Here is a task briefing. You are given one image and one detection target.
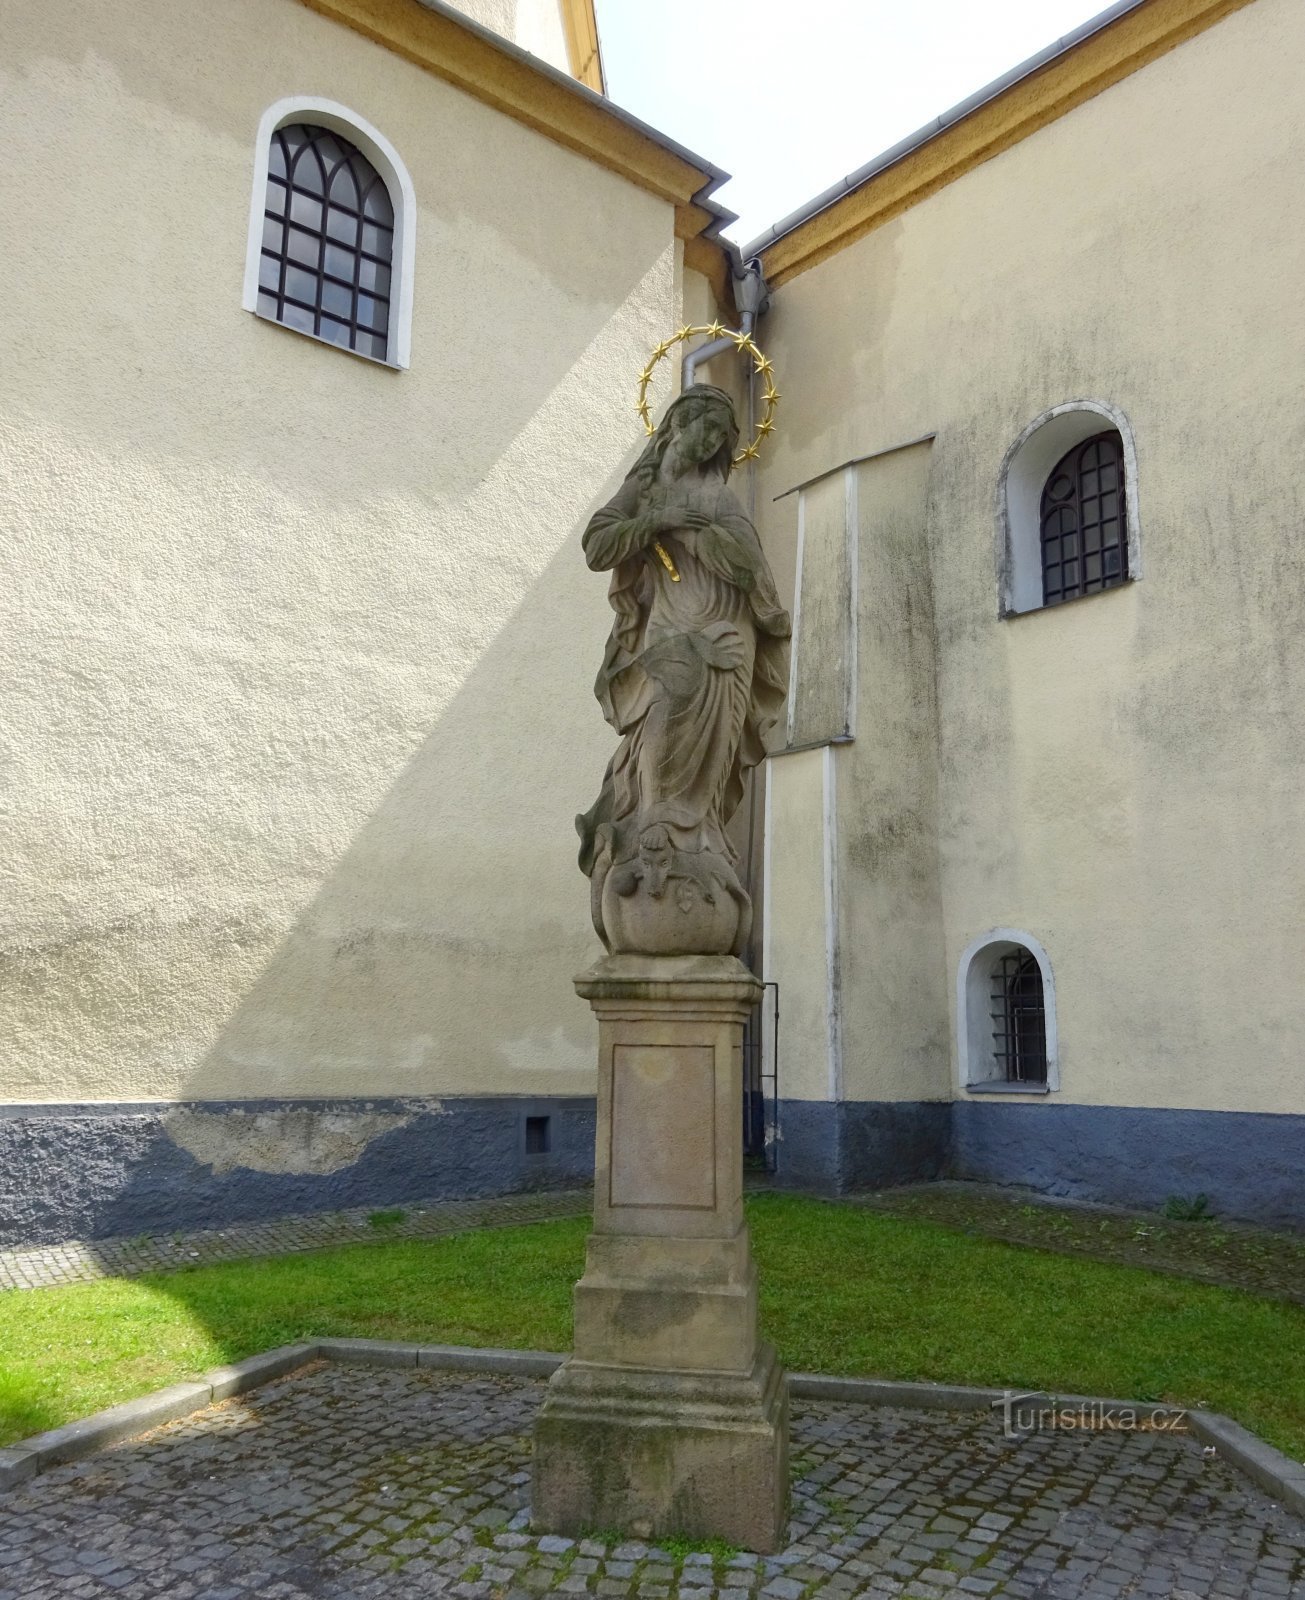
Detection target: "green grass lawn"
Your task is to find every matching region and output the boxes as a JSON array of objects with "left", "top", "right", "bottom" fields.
[{"left": 2, "top": 1193, "right": 1300, "bottom": 1459}]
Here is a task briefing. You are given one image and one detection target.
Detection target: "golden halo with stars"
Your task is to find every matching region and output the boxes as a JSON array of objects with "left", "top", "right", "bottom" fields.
[{"left": 635, "top": 324, "right": 780, "bottom": 465}]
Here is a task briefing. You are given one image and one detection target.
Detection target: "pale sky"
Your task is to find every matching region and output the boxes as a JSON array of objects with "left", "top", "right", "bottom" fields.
[{"left": 593, "top": 0, "right": 1118, "bottom": 248}]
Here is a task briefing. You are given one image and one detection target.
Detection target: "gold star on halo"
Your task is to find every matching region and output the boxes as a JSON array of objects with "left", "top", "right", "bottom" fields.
[
  {"left": 756, "top": 417, "right": 775, "bottom": 436},
  {"left": 705, "top": 319, "right": 725, "bottom": 338},
  {"left": 763, "top": 388, "right": 780, "bottom": 406},
  {"left": 755, "top": 355, "right": 774, "bottom": 377}
]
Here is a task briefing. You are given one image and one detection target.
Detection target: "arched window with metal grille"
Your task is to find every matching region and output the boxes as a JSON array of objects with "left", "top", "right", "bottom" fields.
[
  {"left": 957, "top": 930, "right": 1058, "bottom": 1093},
  {"left": 1039, "top": 431, "right": 1128, "bottom": 606},
  {"left": 988, "top": 949, "right": 1047, "bottom": 1085},
  {"left": 256, "top": 122, "right": 396, "bottom": 362}
]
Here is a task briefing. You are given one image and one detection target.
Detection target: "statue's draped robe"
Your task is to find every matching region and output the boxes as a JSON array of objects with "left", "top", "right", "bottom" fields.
[{"left": 577, "top": 474, "right": 791, "bottom": 879}]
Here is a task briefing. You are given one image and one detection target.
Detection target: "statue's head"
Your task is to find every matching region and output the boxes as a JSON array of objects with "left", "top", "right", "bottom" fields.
[{"left": 633, "top": 384, "right": 739, "bottom": 488}]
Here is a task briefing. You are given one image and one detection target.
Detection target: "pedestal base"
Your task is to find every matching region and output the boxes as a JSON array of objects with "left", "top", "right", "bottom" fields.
[
  {"left": 532, "top": 1343, "right": 788, "bottom": 1553},
  {"left": 532, "top": 954, "right": 790, "bottom": 1552}
]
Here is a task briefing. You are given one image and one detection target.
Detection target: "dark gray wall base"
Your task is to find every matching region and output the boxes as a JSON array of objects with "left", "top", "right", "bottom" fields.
[
  {"left": 773, "top": 1100, "right": 951, "bottom": 1194},
  {"left": 0, "top": 1096, "right": 596, "bottom": 1249},
  {"left": 4, "top": 1093, "right": 1300, "bottom": 1247},
  {"left": 950, "top": 1101, "right": 1305, "bottom": 1229},
  {"left": 771, "top": 1096, "right": 1303, "bottom": 1228}
]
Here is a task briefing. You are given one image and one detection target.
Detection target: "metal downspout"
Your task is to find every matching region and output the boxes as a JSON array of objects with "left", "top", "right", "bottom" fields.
[{"left": 681, "top": 257, "right": 770, "bottom": 388}]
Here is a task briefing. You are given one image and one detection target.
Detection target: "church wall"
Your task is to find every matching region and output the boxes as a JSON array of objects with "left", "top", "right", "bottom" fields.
[
  {"left": 511, "top": 0, "right": 574, "bottom": 78},
  {"left": 444, "top": 0, "right": 573, "bottom": 79},
  {"left": 764, "top": 443, "right": 954, "bottom": 1190},
  {"left": 0, "top": 0, "right": 682, "bottom": 1242},
  {"left": 755, "top": 0, "right": 1305, "bottom": 1218}
]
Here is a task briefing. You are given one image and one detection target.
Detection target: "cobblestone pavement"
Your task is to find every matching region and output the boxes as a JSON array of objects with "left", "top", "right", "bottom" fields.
[
  {"left": 0, "top": 1191, "right": 592, "bottom": 1292},
  {"left": 2, "top": 1366, "right": 1303, "bottom": 1600}
]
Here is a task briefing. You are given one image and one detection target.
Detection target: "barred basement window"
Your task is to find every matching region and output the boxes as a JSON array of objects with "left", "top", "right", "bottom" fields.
[
  {"left": 1039, "top": 431, "right": 1128, "bottom": 605},
  {"left": 957, "top": 929, "right": 1058, "bottom": 1092},
  {"left": 988, "top": 950, "right": 1047, "bottom": 1085},
  {"left": 257, "top": 123, "right": 395, "bottom": 362}
]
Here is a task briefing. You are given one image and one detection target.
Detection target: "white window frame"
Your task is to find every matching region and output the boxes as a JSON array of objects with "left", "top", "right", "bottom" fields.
[
  {"left": 242, "top": 95, "right": 417, "bottom": 370},
  {"left": 956, "top": 928, "right": 1059, "bottom": 1094},
  {"left": 996, "top": 400, "right": 1141, "bottom": 617}
]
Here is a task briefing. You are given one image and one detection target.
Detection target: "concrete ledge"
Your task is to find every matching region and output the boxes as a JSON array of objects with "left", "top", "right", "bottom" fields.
[
  {"left": 1188, "top": 1411, "right": 1305, "bottom": 1517},
  {"left": 204, "top": 1343, "right": 320, "bottom": 1401}
]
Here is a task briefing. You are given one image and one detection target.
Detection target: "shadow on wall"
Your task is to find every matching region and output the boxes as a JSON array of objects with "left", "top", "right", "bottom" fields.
[
  {"left": 4, "top": 512, "right": 626, "bottom": 1248},
  {"left": 0, "top": 431, "right": 630, "bottom": 1441},
  {"left": 1, "top": 219, "right": 696, "bottom": 1249}
]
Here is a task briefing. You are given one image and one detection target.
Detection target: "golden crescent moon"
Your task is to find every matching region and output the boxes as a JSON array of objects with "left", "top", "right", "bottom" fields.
[{"left": 635, "top": 325, "right": 780, "bottom": 466}]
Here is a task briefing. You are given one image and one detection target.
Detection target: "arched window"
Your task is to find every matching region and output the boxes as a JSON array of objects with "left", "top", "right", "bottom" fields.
[
  {"left": 242, "top": 98, "right": 416, "bottom": 369},
  {"left": 988, "top": 950, "right": 1047, "bottom": 1084},
  {"left": 956, "top": 930, "right": 1058, "bottom": 1093},
  {"left": 1040, "top": 432, "right": 1127, "bottom": 606},
  {"left": 258, "top": 124, "right": 394, "bottom": 361},
  {"left": 996, "top": 402, "right": 1140, "bottom": 616}
]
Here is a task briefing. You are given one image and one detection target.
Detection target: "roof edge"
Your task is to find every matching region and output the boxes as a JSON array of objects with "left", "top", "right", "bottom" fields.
[
  {"left": 747, "top": 0, "right": 1258, "bottom": 285},
  {"left": 293, "top": 0, "right": 736, "bottom": 272}
]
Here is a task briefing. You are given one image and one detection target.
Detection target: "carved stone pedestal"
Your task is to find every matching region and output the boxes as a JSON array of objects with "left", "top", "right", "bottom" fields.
[{"left": 532, "top": 955, "right": 788, "bottom": 1553}]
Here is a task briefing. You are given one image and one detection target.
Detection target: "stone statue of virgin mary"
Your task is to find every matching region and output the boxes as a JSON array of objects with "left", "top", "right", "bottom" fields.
[{"left": 576, "top": 384, "right": 791, "bottom": 956}]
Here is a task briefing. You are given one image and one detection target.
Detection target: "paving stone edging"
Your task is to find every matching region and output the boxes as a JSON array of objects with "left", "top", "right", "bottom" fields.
[
  {"left": 4, "top": 1338, "right": 1302, "bottom": 1521},
  {"left": 0, "top": 1342, "right": 318, "bottom": 1490}
]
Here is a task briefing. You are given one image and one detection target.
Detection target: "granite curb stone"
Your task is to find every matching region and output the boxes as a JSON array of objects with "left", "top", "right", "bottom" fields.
[
  {"left": 4, "top": 1380, "right": 213, "bottom": 1483},
  {"left": 791, "top": 1373, "right": 1188, "bottom": 1421},
  {"left": 1187, "top": 1410, "right": 1305, "bottom": 1517},
  {"left": 205, "top": 1341, "right": 320, "bottom": 1401},
  {"left": 315, "top": 1338, "right": 424, "bottom": 1368},
  {"left": 0, "top": 1447, "right": 37, "bottom": 1489},
  {"left": 417, "top": 1343, "right": 564, "bottom": 1377},
  {"left": 4, "top": 1338, "right": 1301, "bottom": 1522}
]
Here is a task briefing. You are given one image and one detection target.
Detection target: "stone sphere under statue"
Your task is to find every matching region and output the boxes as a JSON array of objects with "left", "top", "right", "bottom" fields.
[{"left": 599, "top": 826, "right": 752, "bottom": 956}]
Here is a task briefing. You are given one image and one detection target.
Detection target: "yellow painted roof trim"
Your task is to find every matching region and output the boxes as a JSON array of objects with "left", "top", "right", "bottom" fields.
[
  {"left": 759, "top": 0, "right": 1258, "bottom": 288},
  {"left": 560, "top": 0, "right": 604, "bottom": 95},
  {"left": 294, "top": 0, "right": 725, "bottom": 262}
]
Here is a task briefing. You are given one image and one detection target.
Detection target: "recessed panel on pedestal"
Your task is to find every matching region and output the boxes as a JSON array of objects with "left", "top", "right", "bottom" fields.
[{"left": 609, "top": 1044, "right": 715, "bottom": 1210}]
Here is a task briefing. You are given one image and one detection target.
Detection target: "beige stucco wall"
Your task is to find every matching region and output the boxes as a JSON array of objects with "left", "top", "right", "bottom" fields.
[
  {"left": 757, "top": 0, "right": 1305, "bottom": 1116},
  {"left": 764, "top": 748, "right": 834, "bottom": 1104},
  {"left": 512, "top": 0, "right": 573, "bottom": 76},
  {"left": 449, "top": 0, "right": 573, "bottom": 78},
  {"left": 0, "top": 0, "right": 683, "bottom": 1104}
]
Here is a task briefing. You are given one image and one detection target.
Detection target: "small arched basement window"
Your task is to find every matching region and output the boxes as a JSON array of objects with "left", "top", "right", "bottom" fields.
[
  {"left": 258, "top": 123, "right": 395, "bottom": 361},
  {"left": 242, "top": 97, "right": 416, "bottom": 369},
  {"left": 1040, "top": 432, "right": 1127, "bottom": 605},
  {"left": 957, "top": 930, "right": 1058, "bottom": 1093},
  {"left": 988, "top": 949, "right": 1047, "bottom": 1084},
  {"left": 997, "top": 402, "right": 1140, "bottom": 616}
]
